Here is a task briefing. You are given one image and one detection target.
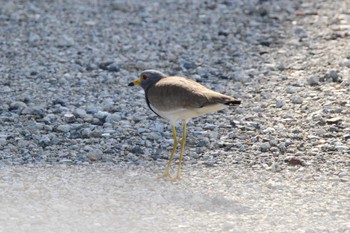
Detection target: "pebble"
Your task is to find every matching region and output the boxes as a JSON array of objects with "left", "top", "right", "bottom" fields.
[
  {"left": 291, "top": 96, "right": 303, "bottom": 104},
  {"left": 316, "top": 128, "right": 326, "bottom": 136},
  {"left": 94, "top": 111, "right": 109, "bottom": 121},
  {"left": 74, "top": 108, "right": 88, "bottom": 118},
  {"left": 285, "top": 86, "right": 297, "bottom": 94},
  {"left": 306, "top": 76, "right": 319, "bottom": 86},
  {"left": 326, "top": 117, "right": 342, "bottom": 124},
  {"left": 9, "top": 101, "right": 27, "bottom": 111},
  {"left": 275, "top": 99, "right": 285, "bottom": 108},
  {"left": 339, "top": 59, "right": 350, "bottom": 67},
  {"left": 324, "top": 70, "right": 340, "bottom": 82},
  {"left": 105, "top": 113, "right": 122, "bottom": 123},
  {"left": 260, "top": 142, "right": 271, "bottom": 152},
  {"left": 64, "top": 113, "right": 76, "bottom": 123},
  {"left": 56, "top": 125, "right": 71, "bottom": 133},
  {"left": 0, "top": 138, "right": 6, "bottom": 146}
]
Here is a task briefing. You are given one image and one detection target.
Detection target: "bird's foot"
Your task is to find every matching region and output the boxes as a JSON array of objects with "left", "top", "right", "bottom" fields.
[{"left": 158, "top": 172, "right": 180, "bottom": 180}]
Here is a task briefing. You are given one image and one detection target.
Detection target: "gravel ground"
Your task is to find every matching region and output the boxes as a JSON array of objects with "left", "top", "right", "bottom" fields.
[{"left": 0, "top": 0, "right": 350, "bottom": 232}]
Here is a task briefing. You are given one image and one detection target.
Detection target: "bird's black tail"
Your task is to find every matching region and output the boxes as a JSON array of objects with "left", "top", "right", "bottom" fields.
[{"left": 224, "top": 100, "right": 241, "bottom": 106}]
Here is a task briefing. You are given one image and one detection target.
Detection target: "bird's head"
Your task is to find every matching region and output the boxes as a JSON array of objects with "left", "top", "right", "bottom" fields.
[{"left": 128, "top": 70, "right": 166, "bottom": 90}]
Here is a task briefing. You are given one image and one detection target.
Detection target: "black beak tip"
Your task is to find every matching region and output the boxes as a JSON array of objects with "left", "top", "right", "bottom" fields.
[{"left": 128, "top": 82, "right": 134, "bottom": 86}]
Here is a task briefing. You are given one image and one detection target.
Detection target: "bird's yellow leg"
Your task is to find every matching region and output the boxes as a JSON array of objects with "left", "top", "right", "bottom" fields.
[
  {"left": 176, "top": 121, "right": 187, "bottom": 179},
  {"left": 163, "top": 124, "right": 178, "bottom": 177}
]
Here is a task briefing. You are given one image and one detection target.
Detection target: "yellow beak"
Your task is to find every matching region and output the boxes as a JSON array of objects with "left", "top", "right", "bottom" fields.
[{"left": 128, "top": 78, "right": 141, "bottom": 86}]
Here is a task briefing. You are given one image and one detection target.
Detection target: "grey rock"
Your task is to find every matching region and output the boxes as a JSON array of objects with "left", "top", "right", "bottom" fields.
[
  {"left": 94, "top": 111, "right": 109, "bottom": 121},
  {"left": 306, "top": 76, "right": 319, "bottom": 86},
  {"left": 324, "top": 70, "right": 341, "bottom": 83},
  {"left": 1, "top": 86, "right": 12, "bottom": 93},
  {"left": 43, "top": 114, "right": 57, "bottom": 124},
  {"left": 285, "top": 86, "right": 297, "bottom": 94},
  {"left": 326, "top": 117, "right": 342, "bottom": 124},
  {"left": 339, "top": 59, "right": 350, "bottom": 67},
  {"left": 198, "top": 138, "right": 210, "bottom": 147},
  {"left": 28, "top": 32, "right": 41, "bottom": 43},
  {"left": 81, "top": 128, "right": 92, "bottom": 138},
  {"left": 291, "top": 96, "right": 303, "bottom": 104},
  {"left": 74, "top": 108, "right": 87, "bottom": 118},
  {"left": 57, "top": 35, "right": 74, "bottom": 47},
  {"left": 57, "top": 124, "right": 71, "bottom": 133},
  {"left": 260, "top": 142, "right": 271, "bottom": 152},
  {"left": 131, "top": 146, "right": 143, "bottom": 154},
  {"left": 53, "top": 98, "right": 66, "bottom": 106},
  {"left": 64, "top": 113, "right": 76, "bottom": 123},
  {"left": 105, "top": 113, "right": 122, "bottom": 123},
  {"left": 316, "top": 128, "right": 326, "bottom": 136},
  {"left": 279, "top": 142, "right": 287, "bottom": 153},
  {"left": 38, "top": 135, "right": 51, "bottom": 147},
  {"left": 9, "top": 101, "right": 27, "bottom": 111},
  {"left": 275, "top": 99, "right": 285, "bottom": 108},
  {"left": 89, "top": 130, "right": 102, "bottom": 138},
  {"left": 0, "top": 138, "right": 7, "bottom": 146}
]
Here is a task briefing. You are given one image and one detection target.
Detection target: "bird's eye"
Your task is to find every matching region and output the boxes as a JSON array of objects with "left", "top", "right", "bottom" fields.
[{"left": 141, "top": 75, "right": 148, "bottom": 81}]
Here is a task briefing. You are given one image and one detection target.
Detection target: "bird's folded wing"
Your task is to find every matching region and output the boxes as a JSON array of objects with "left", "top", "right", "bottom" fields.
[{"left": 146, "top": 77, "right": 234, "bottom": 111}]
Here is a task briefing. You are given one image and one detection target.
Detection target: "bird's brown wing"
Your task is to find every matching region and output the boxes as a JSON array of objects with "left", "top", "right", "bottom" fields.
[{"left": 146, "top": 77, "right": 236, "bottom": 111}]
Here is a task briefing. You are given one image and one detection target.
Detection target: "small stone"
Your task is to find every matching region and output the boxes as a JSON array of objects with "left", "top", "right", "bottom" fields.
[
  {"left": 64, "top": 113, "right": 76, "bottom": 123},
  {"left": 270, "top": 162, "right": 281, "bottom": 172},
  {"left": 291, "top": 96, "right": 303, "bottom": 104},
  {"left": 9, "top": 101, "right": 27, "bottom": 111},
  {"left": 203, "top": 124, "right": 216, "bottom": 130},
  {"left": 43, "top": 114, "right": 57, "bottom": 124},
  {"left": 105, "top": 113, "right": 122, "bottom": 123},
  {"left": 81, "top": 128, "right": 92, "bottom": 138},
  {"left": 316, "top": 128, "right": 326, "bottom": 136},
  {"left": 94, "top": 111, "right": 109, "bottom": 121},
  {"left": 335, "top": 145, "right": 349, "bottom": 152},
  {"left": 107, "top": 64, "right": 120, "bottom": 72},
  {"left": 87, "top": 154, "right": 97, "bottom": 161},
  {"left": 131, "top": 146, "right": 143, "bottom": 154},
  {"left": 306, "top": 76, "right": 320, "bottom": 86},
  {"left": 339, "top": 59, "right": 350, "bottom": 67},
  {"left": 99, "top": 61, "right": 114, "bottom": 70},
  {"left": 0, "top": 138, "right": 6, "bottom": 146},
  {"left": 38, "top": 135, "right": 51, "bottom": 147},
  {"left": 324, "top": 70, "right": 341, "bottom": 83},
  {"left": 260, "top": 142, "right": 271, "bottom": 152},
  {"left": 294, "top": 28, "right": 307, "bottom": 38},
  {"left": 338, "top": 171, "right": 348, "bottom": 177},
  {"left": 180, "top": 60, "right": 196, "bottom": 70},
  {"left": 279, "top": 142, "right": 287, "bottom": 153},
  {"left": 198, "top": 138, "right": 210, "bottom": 147},
  {"left": 89, "top": 130, "right": 102, "bottom": 138},
  {"left": 53, "top": 98, "right": 66, "bottom": 106},
  {"left": 57, "top": 124, "right": 71, "bottom": 133},
  {"left": 57, "top": 35, "right": 74, "bottom": 47},
  {"left": 285, "top": 86, "right": 297, "bottom": 94},
  {"left": 287, "top": 157, "right": 304, "bottom": 166},
  {"left": 86, "top": 63, "right": 98, "bottom": 71},
  {"left": 326, "top": 117, "right": 342, "bottom": 124},
  {"left": 86, "top": 107, "right": 99, "bottom": 114},
  {"left": 275, "top": 99, "right": 285, "bottom": 108},
  {"left": 276, "top": 63, "right": 285, "bottom": 71},
  {"left": 1, "top": 86, "right": 11, "bottom": 93},
  {"left": 74, "top": 108, "right": 87, "bottom": 118},
  {"left": 28, "top": 32, "right": 41, "bottom": 43}
]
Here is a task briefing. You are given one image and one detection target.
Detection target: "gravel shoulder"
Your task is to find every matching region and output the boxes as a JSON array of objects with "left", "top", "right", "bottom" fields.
[{"left": 0, "top": 0, "right": 350, "bottom": 232}]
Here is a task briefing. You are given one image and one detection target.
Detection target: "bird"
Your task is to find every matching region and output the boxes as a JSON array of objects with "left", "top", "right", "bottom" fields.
[{"left": 128, "top": 70, "right": 241, "bottom": 179}]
